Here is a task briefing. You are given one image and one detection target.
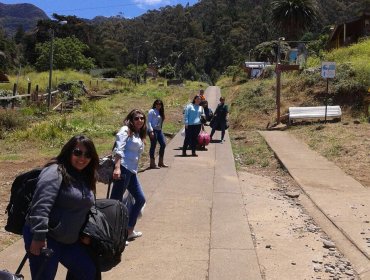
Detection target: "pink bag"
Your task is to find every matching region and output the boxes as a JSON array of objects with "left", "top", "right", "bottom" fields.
[{"left": 197, "top": 131, "right": 210, "bottom": 146}]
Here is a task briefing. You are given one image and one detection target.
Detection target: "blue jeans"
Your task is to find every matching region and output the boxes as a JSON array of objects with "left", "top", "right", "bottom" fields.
[
  {"left": 149, "top": 129, "right": 166, "bottom": 159},
  {"left": 110, "top": 165, "right": 146, "bottom": 229},
  {"left": 23, "top": 225, "right": 96, "bottom": 280}
]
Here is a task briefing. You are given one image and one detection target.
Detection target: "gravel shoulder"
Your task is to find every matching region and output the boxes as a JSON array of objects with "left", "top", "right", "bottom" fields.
[{"left": 239, "top": 168, "right": 357, "bottom": 279}]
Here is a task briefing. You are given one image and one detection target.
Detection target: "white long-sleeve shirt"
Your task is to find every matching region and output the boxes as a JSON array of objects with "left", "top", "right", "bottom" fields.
[
  {"left": 113, "top": 126, "right": 144, "bottom": 174},
  {"left": 147, "top": 108, "right": 163, "bottom": 132}
]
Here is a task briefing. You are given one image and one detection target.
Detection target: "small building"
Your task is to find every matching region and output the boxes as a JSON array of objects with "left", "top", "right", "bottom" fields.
[
  {"left": 243, "top": 62, "right": 270, "bottom": 78},
  {"left": 145, "top": 66, "right": 158, "bottom": 78},
  {"left": 0, "top": 72, "right": 10, "bottom": 83},
  {"left": 327, "top": 12, "right": 370, "bottom": 49}
]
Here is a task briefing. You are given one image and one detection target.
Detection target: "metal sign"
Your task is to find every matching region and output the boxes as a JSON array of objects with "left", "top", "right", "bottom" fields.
[{"left": 321, "top": 62, "right": 336, "bottom": 78}]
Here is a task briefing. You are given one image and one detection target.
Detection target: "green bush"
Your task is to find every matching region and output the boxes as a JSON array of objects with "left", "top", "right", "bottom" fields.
[{"left": 0, "top": 110, "right": 26, "bottom": 131}]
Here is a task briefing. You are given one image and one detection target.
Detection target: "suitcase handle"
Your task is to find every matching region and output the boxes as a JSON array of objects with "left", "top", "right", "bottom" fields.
[{"left": 15, "top": 248, "right": 54, "bottom": 277}]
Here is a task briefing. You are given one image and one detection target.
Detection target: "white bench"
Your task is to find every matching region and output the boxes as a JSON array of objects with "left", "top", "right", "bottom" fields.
[{"left": 289, "top": 106, "right": 342, "bottom": 124}]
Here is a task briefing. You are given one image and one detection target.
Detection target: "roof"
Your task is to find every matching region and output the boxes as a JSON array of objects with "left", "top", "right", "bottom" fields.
[
  {"left": 328, "top": 12, "right": 370, "bottom": 42},
  {"left": 0, "top": 72, "right": 10, "bottom": 83}
]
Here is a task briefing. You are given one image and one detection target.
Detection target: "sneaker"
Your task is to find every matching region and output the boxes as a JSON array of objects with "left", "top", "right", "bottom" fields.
[
  {"left": 128, "top": 231, "right": 142, "bottom": 240},
  {"left": 191, "top": 153, "right": 198, "bottom": 157},
  {"left": 125, "top": 241, "right": 129, "bottom": 246}
]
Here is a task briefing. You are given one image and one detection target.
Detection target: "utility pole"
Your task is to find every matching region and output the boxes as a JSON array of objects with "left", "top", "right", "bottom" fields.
[
  {"left": 47, "top": 20, "right": 67, "bottom": 110},
  {"left": 134, "top": 40, "right": 150, "bottom": 86},
  {"left": 275, "top": 37, "right": 285, "bottom": 124},
  {"left": 47, "top": 29, "right": 54, "bottom": 110}
]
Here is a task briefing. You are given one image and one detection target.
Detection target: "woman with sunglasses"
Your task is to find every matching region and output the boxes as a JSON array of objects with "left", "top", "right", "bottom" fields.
[
  {"left": 147, "top": 99, "right": 168, "bottom": 168},
  {"left": 111, "top": 109, "right": 147, "bottom": 241},
  {"left": 182, "top": 95, "right": 204, "bottom": 157},
  {"left": 23, "top": 135, "right": 100, "bottom": 280}
]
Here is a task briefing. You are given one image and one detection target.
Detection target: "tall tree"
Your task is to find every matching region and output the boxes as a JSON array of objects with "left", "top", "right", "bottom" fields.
[{"left": 271, "top": 0, "right": 318, "bottom": 40}]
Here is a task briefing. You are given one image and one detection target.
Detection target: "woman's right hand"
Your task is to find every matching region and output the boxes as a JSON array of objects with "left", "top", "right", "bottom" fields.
[
  {"left": 113, "top": 166, "right": 121, "bottom": 180},
  {"left": 29, "top": 240, "right": 46, "bottom": 256},
  {"left": 149, "top": 131, "right": 154, "bottom": 140}
]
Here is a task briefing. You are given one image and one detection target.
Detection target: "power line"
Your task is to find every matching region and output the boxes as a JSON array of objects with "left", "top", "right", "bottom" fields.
[{"left": 49, "top": 3, "right": 138, "bottom": 15}]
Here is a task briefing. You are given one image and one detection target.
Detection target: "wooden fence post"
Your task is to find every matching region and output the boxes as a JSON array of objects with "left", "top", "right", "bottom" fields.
[
  {"left": 12, "top": 83, "right": 17, "bottom": 109},
  {"left": 27, "top": 82, "right": 31, "bottom": 101},
  {"left": 35, "top": 85, "right": 39, "bottom": 104}
]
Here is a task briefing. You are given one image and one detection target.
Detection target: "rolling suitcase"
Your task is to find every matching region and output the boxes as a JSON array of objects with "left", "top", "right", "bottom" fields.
[{"left": 0, "top": 248, "right": 53, "bottom": 280}]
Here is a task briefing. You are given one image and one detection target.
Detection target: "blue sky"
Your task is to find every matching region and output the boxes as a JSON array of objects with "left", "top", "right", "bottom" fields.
[{"left": 1, "top": 0, "right": 198, "bottom": 19}]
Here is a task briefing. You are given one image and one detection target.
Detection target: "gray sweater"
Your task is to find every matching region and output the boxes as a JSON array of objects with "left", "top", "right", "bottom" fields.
[{"left": 27, "top": 164, "right": 94, "bottom": 244}]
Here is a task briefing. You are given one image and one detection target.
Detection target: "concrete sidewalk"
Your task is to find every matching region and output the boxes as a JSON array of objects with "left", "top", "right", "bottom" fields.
[
  {"left": 0, "top": 86, "right": 262, "bottom": 279},
  {"left": 260, "top": 131, "right": 370, "bottom": 279}
]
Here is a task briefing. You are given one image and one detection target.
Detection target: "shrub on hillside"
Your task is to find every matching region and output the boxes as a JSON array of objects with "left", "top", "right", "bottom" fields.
[
  {"left": 0, "top": 110, "right": 26, "bottom": 132},
  {"left": 331, "top": 63, "right": 367, "bottom": 108}
]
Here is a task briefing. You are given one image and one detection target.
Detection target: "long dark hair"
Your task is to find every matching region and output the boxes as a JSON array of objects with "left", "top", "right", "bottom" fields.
[
  {"left": 192, "top": 95, "right": 200, "bottom": 104},
  {"left": 45, "top": 135, "right": 99, "bottom": 193},
  {"left": 124, "top": 109, "right": 147, "bottom": 140},
  {"left": 152, "top": 99, "right": 165, "bottom": 121}
]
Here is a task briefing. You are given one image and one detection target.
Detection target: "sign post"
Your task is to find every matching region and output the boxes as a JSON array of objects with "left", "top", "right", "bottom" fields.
[
  {"left": 321, "top": 62, "right": 336, "bottom": 122},
  {"left": 275, "top": 64, "right": 300, "bottom": 124}
]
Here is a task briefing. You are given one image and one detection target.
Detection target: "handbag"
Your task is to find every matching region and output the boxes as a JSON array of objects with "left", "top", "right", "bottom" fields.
[
  {"left": 97, "top": 155, "right": 115, "bottom": 184},
  {"left": 197, "top": 130, "right": 210, "bottom": 146}
]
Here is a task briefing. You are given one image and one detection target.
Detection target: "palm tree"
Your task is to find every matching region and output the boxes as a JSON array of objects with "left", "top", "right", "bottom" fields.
[{"left": 271, "top": 0, "right": 318, "bottom": 40}]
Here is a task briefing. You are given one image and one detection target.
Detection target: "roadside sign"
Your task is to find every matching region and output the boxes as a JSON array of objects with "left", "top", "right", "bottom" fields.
[{"left": 321, "top": 62, "right": 336, "bottom": 78}]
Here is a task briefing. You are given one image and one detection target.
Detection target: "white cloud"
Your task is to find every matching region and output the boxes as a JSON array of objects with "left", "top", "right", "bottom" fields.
[{"left": 133, "top": 0, "right": 170, "bottom": 8}]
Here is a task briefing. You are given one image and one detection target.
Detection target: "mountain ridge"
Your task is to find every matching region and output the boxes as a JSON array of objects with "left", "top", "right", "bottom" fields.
[{"left": 0, "top": 2, "right": 49, "bottom": 35}]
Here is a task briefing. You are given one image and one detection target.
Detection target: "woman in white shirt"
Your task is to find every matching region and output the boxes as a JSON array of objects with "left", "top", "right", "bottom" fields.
[
  {"left": 111, "top": 109, "right": 147, "bottom": 240},
  {"left": 147, "top": 99, "right": 168, "bottom": 168}
]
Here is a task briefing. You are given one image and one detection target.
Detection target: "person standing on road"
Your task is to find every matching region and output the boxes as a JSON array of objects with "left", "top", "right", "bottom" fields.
[
  {"left": 147, "top": 99, "right": 168, "bottom": 169},
  {"left": 23, "top": 135, "right": 100, "bottom": 280},
  {"left": 199, "top": 89, "right": 206, "bottom": 101},
  {"left": 111, "top": 109, "right": 147, "bottom": 240},
  {"left": 210, "top": 97, "right": 229, "bottom": 142},
  {"left": 182, "top": 95, "right": 204, "bottom": 157},
  {"left": 200, "top": 100, "right": 213, "bottom": 123}
]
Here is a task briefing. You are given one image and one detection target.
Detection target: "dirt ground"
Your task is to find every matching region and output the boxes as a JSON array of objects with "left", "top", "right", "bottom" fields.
[{"left": 238, "top": 169, "right": 357, "bottom": 279}]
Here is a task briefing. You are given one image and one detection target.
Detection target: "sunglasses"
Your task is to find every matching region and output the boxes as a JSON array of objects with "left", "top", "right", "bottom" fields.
[
  {"left": 134, "top": 116, "right": 145, "bottom": 121},
  {"left": 72, "top": 148, "right": 92, "bottom": 159}
]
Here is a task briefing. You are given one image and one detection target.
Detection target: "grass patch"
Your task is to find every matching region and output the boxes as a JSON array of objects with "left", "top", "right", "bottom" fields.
[
  {"left": 232, "top": 130, "right": 273, "bottom": 169},
  {"left": 0, "top": 74, "right": 207, "bottom": 164}
]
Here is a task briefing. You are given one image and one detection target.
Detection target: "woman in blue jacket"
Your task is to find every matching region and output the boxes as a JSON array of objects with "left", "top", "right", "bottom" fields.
[{"left": 182, "top": 95, "right": 204, "bottom": 157}]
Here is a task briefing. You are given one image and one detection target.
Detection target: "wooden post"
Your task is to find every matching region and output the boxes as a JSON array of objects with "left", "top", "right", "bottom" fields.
[
  {"left": 12, "top": 83, "right": 17, "bottom": 109},
  {"left": 27, "top": 82, "right": 31, "bottom": 101},
  {"left": 35, "top": 85, "right": 39, "bottom": 103},
  {"left": 325, "top": 78, "right": 329, "bottom": 122},
  {"left": 276, "top": 67, "right": 281, "bottom": 124}
]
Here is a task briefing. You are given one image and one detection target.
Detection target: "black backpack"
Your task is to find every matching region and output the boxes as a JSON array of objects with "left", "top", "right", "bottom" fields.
[
  {"left": 5, "top": 168, "right": 43, "bottom": 235},
  {"left": 82, "top": 198, "right": 129, "bottom": 271}
]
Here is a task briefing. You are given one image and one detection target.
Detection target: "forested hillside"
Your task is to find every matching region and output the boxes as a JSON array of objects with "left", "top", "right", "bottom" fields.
[
  {"left": 0, "top": 0, "right": 369, "bottom": 82},
  {"left": 0, "top": 2, "right": 48, "bottom": 35}
]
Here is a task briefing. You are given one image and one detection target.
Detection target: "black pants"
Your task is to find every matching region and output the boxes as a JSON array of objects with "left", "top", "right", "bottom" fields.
[{"left": 182, "top": 124, "right": 202, "bottom": 154}]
